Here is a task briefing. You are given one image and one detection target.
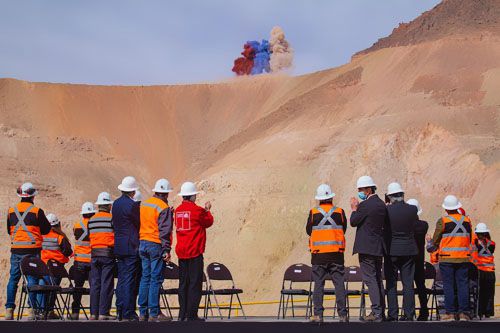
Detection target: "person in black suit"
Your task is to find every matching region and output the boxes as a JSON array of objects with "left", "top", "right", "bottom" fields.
[
  {"left": 350, "top": 175, "right": 388, "bottom": 322},
  {"left": 407, "top": 198, "right": 429, "bottom": 321},
  {"left": 384, "top": 183, "right": 419, "bottom": 321}
]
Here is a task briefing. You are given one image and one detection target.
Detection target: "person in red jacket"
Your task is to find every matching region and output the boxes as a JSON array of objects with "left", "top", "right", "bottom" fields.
[{"left": 175, "top": 182, "right": 213, "bottom": 321}]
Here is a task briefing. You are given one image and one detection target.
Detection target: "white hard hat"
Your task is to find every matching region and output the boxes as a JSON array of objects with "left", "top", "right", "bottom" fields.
[
  {"left": 95, "top": 192, "right": 113, "bottom": 205},
  {"left": 117, "top": 176, "right": 139, "bottom": 192},
  {"left": 406, "top": 198, "right": 422, "bottom": 215},
  {"left": 80, "top": 201, "right": 96, "bottom": 215},
  {"left": 152, "top": 178, "right": 173, "bottom": 193},
  {"left": 315, "top": 184, "right": 335, "bottom": 201},
  {"left": 46, "top": 213, "right": 60, "bottom": 226},
  {"left": 387, "top": 182, "right": 404, "bottom": 195},
  {"left": 178, "top": 181, "right": 198, "bottom": 197},
  {"left": 475, "top": 223, "right": 490, "bottom": 234},
  {"left": 475, "top": 223, "right": 490, "bottom": 233},
  {"left": 133, "top": 190, "right": 143, "bottom": 202},
  {"left": 442, "top": 195, "right": 462, "bottom": 210},
  {"left": 357, "top": 175, "right": 376, "bottom": 189},
  {"left": 17, "top": 182, "right": 38, "bottom": 198}
]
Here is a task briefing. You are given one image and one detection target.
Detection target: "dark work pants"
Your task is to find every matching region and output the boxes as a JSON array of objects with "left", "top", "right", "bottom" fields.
[
  {"left": 90, "top": 256, "right": 115, "bottom": 316},
  {"left": 71, "top": 262, "right": 91, "bottom": 314},
  {"left": 359, "top": 254, "right": 385, "bottom": 316},
  {"left": 439, "top": 262, "right": 469, "bottom": 314},
  {"left": 178, "top": 255, "right": 204, "bottom": 320},
  {"left": 478, "top": 270, "right": 495, "bottom": 317},
  {"left": 413, "top": 256, "right": 429, "bottom": 316},
  {"left": 312, "top": 263, "right": 347, "bottom": 317},
  {"left": 385, "top": 255, "right": 416, "bottom": 319},
  {"left": 116, "top": 255, "right": 139, "bottom": 319}
]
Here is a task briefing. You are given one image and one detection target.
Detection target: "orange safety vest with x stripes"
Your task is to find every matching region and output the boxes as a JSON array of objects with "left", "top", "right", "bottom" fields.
[
  {"left": 8, "top": 202, "right": 43, "bottom": 250},
  {"left": 41, "top": 229, "right": 69, "bottom": 264},
  {"left": 309, "top": 205, "right": 345, "bottom": 254},
  {"left": 73, "top": 218, "right": 91, "bottom": 263},
  {"left": 472, "top": 239, "right": 495, "bottom": 272},
  {"left": 439, "top": 214, "right": 472, "bottom": 259}
]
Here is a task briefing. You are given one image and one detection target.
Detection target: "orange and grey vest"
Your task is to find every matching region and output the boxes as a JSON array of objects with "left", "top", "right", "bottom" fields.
[
  {"left": 74, "top": 218, "right": 91, "bottom": 263},
  {"left": 473, "top": 239, "right": 495, "bottom": 272},
  {"left": 41, "top": 230, "right": 69, "bottom": 264},
  {"left": 140, "top": 197, "right": 169, "bottom": 244},
  {"left": 309, "top": 205, "right": 345, "bottom": 254},
  {"left": 8, "top": 202, "right": 43, "bottom": 249},
  {"left": 438, "top": 214, "right": 472, "bottom": 259},
  {"left": 88, "top": 211, "right": 114, "bottom": 250}
]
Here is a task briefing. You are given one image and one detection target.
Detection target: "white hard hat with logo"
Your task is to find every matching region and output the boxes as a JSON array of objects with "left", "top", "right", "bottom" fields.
[
  {"left": 357, "top": 176, "right": 376, "bottom": 189},
  {"left": 117, "top": 176, "right": 139, "bottom": 192},
  {"left": 152, "top": 178, "right": 173, "bottom": 193},
  {"left": 406, "top": 198, "right": 422, "bottom": 215},
  {"left": 17, "top": 182, "right": 38, "bottom": 198},
  {"left": 95, "top": 192, "right": 113, "bottom": 205},
  {"left": 80, "top": 201, "right": 96, "bottom": 215},
  {"left": 315, "top": 184, "right": 335, "bottom": 200},
  {"left": 46, "top": 213, "right": 60, "bottom": 226},
  {"left": 133, "top": 190, "right": 143, "bottom": 202},
  {"left": 442, "top": 195, "right": 462, "bottom": 210},
  {"left": 475, "top": 223, "right": 490, "bottom": 233},
  {"left": 178, "top": 182, "right": 198, "bottom": 196},
  {"left": 387, "top": 182, "right": 404, "bottom": 195}
]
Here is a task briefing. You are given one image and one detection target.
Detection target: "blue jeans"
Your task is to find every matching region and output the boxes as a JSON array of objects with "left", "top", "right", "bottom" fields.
[
  {"left": 5, "top": 253, "right": 40, "bottom": 309},
  {"left": 440, "top": 262, "right": 470, "bottom": 314},
  {"left": 138, "top": 241, "right": 165, "bottom": 317}
]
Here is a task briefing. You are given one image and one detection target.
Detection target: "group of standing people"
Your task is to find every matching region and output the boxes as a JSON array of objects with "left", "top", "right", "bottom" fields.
[
  {"left": 307, "top": 175, "right": 496, "bottom": 323},
  {"left": 5, "top": 177, "right": 213, "bottom": 321}
]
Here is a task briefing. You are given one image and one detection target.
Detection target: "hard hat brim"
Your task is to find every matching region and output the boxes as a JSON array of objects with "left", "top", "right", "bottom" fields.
[
  {"left": 17, "top": 190, "right": 38, "bottom": 198},
  {"left": 152, "top": 188, "right": 173, "bottom": 193},
  {"left": 178, "top": 191, "right": 198, "bottom": 197},
  {"left": 315, "top": 193, "right": 335, "bottom": 200},
  {"left": 117, "top": 184, "right": 139, "bottom": 192},
  {"left": 387, "top": 190, "right": 404, "bottom": 195},
  {"left": 80, "top": 209, "right": 97, "bottom": 215},
  {"left": 95, "top": 200, "right": 114, "bottom": 205},
  {"left": 442, "top": 202, "right": 462, "bottom": 210}
]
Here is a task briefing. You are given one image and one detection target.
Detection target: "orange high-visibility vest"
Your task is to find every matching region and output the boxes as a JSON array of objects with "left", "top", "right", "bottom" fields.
[
  {"left": 8, "top": 202, "right": 43, "bottom": 250},
  {"left": 140, "top": 197, "right": 169, "bottom": 244},
  {"left": 473, "top": 239, "right": 495, "bottom": 272},
  {"left": 439, "top": 214, "right": 472, "bottom": 259},
  {"left": 88, "top": 211, "right": 114, "bottom": 249},
  {"left": 41, "top": 230, "right": 69, "bottom": 264},
  {"left": 74, "top": 218, "right": 91, "bottom": 263},
  {"left": 430, "top": 251, "right": 439, "bottom": 264},
  {"left": 309, "top": 205, "right": 345, "bottom": 254}
]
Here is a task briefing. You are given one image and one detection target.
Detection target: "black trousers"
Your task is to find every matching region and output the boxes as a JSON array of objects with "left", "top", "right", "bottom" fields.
[
  {"left": 385, "top": 255, "right": 415, "bottom": 319},
  {"left": 478, "top": 270, "right": 495, "bottom": 317},
  {"left": 90, "top": 256, "right": 115, "bottom": 316},
  {"left": 413, "top": 256, "right": 429, "bottom": 316},
  {"left": 71, "top": 262, "right": 91, "bottom": 314},
  {"left": 178, "top": 255, "right": 204, "bottom": 320},
  {"left": 312, "top": 263, "right": 347, "bottom": 316},
  {"left": 359, "top": 254, "right": 385, "bottom": 316}
]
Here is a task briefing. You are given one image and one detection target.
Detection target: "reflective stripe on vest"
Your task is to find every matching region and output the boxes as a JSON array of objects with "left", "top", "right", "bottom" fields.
[
  {"left": 442, "top": 215, "right": 469, "bottom": 239},
  {"left": 478, "top": 241, "right": 493, "bottom": 257},
  {"left": 439, "top": 215, "right": 471, "bottom": 259},
  {"left": 476, "top": 240, "right": 495, "bottom": 271},
  {"left": 310, "top": 206, "right": 345, "bottom": 253},
  {"left": 11, "top": 205, "right": 36, "bottom": 245},
  {"left": 141, "top": 201, "right": 164, "bottom": 214},
  {"left": 76, "top": 219, "right": 90, "bottom": 246},
  {"left": 89, "top": 217, "right": 113, "bottom": 234},
  {"left": 42, "top": 237, "right": 61, "bottom": 251},
  {"left": 75, "top": 253, "right": 91, "bottom": 259}
]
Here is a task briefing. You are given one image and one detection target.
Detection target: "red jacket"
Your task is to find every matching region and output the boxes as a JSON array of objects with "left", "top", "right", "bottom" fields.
[{"left": 175, "top": 200, "right": 214, "bottom": 259}]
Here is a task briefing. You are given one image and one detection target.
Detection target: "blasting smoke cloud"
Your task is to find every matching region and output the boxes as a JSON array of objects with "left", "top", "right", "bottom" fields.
[
  {"left": 269, "top": 26, "right": 293, "bottom": 72},
  {"left": 231, "top": 26, "right": 293, "bottom": 76}
]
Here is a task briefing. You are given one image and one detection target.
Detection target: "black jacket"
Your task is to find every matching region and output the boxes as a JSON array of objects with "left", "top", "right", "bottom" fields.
[
  {"left": 112, "top": 194, "right": 140, "bottom": 256},
  {"left": 414, "top": 219, "right": 429, "bottom": 262},
  {"left": 350, "top": 194, "right": 388, "bottom": 256},
  {"left": 385, "top": 201, "right": 419, "bottom": 256}
]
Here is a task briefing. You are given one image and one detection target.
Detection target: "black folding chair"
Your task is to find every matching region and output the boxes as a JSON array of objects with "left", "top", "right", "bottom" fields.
[
  {"left": 17, "top": 256, "right": 62, "bottom": 320},
  {"left": 202, "top": 273, "right": 215, "bottom": 319},
  {"left": 428, "top": 263, "right": 444, "bottom": 321},
  {"left": 160, "top": 262, "right": 180, "bottom": 318},
  {"left": 68, "top": 265, "right": 90, "bottom": 320},
  {"left": 344, "top": 266, "right": 366, "bottom": 320},
  {"left": 468, "top": 263, "right": 479, "bottom": 319},
  {"left": 206, "top": 262, "right": 246, "bottom": 319},
  {"left": 277, "top": 263, "right": 312, "bottom": 319}
]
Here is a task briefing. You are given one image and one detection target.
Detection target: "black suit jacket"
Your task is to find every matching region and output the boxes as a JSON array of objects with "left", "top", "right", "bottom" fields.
[
  {"left": 350, "top": 194, "right": 388, "bottom": 256},
  {"left": 385, "top": 201, "right": 419, "bottom": 256}
]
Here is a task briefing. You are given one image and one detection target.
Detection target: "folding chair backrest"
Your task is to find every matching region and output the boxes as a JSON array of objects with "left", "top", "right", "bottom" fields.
[
  {"left": 164, "top": 262, "right": 179, "bottom": 280},
  {"left": 47, "top": 259, "right": 70, "bottom": 280},
  {"left": 20, "top": 256, "right": 51, "bottom": 279},
  {"left": 283, "top": 264, "right": 311, "bottom": 283},
  {"left": 424, "top": 261, "right": 436, "bottom": 280},
  {"left": 207, "top": 262, "right": 233, "bottom": 281},
  {"left": 68, "top": 265, "right": 88, "bottom": 283},
  {"left": 345, "top": 266, "right": 363, "bottom": 282}
]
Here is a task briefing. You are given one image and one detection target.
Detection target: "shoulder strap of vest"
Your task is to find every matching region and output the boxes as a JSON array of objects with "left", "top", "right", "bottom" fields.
[
  {"left": 77, "top": 219, "right": 89, "bottom": 242},
  {"left": 316, "top": 206, "right": 337, "bottom": 226}
]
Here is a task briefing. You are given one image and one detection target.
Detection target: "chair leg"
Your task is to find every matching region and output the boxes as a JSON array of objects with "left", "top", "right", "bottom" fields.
[
  {"left": 284, "top": 294, "right": 290, "bottom": 318},
  {"left": 17, "top": 289, "right": 26, "bottom": 320},
  {"left": 236, "top": 294, "right": 246, "bottom": 319},
  {"left": 211, "top": 292, "right": 223, "bottom": 320},
  {"left": 291, "top": 295, "right": 295, "bottom": 318},
  {"left": 228, "top": 294, "right": 233, "bottom": 319}
]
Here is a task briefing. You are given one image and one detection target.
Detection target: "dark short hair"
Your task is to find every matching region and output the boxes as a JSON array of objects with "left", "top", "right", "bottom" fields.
[
  {"left": 182, "top": 195, "right": 192, "bottom": 201},
  {"left": 370, "top": 186, "right": 377, "bottom": 193},
  {"left": 319, "top": 199, "right": 333, "bottom": 205}
]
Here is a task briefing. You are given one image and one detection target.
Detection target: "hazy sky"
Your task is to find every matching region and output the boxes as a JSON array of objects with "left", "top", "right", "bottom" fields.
[{"left": 0, "top": 0, "right": 440, "bottom": 85}]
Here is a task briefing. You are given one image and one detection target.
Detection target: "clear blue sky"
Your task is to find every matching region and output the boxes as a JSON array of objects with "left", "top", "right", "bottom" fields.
[{"left": 0, "top": 0, "right": 440, "bottom": 85}]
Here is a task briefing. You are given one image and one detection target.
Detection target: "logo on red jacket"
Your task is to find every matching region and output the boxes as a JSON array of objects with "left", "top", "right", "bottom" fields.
[{"left": 176, "top": 211, "right": 191, "bottom": 231}]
